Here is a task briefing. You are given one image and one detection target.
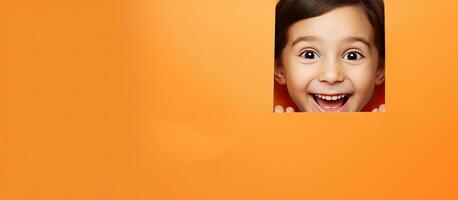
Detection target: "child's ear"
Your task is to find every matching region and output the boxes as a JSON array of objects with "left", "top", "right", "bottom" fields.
[
  {"left": 274, "top": 60, "right": 287, "bottom": 85},
  {"left": 375, "top": 67, "right": 385, "bottom": 85}
]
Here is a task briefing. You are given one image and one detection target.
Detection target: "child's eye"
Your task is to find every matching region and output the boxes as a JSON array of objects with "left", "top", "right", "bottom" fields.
[
  {"left": 343, "top": 51, "right": 364, "bottom": 61},
  {"left": 299, "top": 50, "right": 320, "bottom": 60}
]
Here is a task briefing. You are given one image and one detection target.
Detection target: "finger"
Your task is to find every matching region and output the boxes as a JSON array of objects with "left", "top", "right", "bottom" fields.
[
  {"left": 372, "top": 108, "right": 379, "bottom": 112},
  {"left": 378, "top": 104, "right": 385, "bottom": 112},
  {"left": 274, "top": 105, "right": 285, "bottom": 113},
  {"left": 285, "top": 107, "right": 295, "bottom": 113}
]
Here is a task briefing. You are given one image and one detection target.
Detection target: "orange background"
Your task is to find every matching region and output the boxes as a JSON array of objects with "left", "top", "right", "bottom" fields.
[{"left": 2, "top": 0, "right": 458, "bottom": 199}]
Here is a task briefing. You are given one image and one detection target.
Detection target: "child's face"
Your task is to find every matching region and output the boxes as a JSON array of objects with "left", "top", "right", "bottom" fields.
[{"left": 275, "top": 5, "right": 384, "bottom": 112}]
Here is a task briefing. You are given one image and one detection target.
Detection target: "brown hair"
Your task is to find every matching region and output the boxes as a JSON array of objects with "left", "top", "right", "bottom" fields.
[{"left": 275, "top": 0, "right": 385, "bottom": 67}]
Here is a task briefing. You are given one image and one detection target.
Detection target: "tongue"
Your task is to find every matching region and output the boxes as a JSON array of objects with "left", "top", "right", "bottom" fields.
[{"left": 316, "top": 98, "right": 345, "bottom": 108}]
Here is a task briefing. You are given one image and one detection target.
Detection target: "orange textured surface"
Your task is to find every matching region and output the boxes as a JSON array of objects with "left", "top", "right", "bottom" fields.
[{"left": 2, "top": 0, "right": 458, "bottom": 199}]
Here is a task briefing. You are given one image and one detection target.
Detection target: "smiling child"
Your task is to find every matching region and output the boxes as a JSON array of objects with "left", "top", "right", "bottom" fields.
[{"left": 274, "top": 0, "right": 385, "bottom": 112}]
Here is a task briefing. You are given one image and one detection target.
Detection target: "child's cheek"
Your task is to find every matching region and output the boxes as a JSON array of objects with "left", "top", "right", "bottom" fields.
[
  {"left": 284, "top": 62, "right": 317, "bottom": 110},
  {"left": 345, "top": 66, "right": 377, "bottom": 110}
]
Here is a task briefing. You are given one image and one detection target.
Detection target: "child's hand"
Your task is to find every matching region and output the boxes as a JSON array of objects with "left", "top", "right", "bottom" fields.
[
  {"left": 274, "top": 105, "right": 295, "bottom": 113},
  {"left": 274, "top": 104, "right": 386, "bottom": 112},
  {"left": 372, "top": 104, "right": 385, "bottom": 112}
]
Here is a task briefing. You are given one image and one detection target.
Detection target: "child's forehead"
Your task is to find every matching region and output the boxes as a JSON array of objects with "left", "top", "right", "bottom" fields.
[{"left": 287, "top": 5, "right": 375, "bottom": 44}]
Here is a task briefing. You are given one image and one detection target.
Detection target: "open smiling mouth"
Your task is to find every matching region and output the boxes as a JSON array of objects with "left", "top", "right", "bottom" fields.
[{"left": 311, "top": 93, "right": 352, "bottom": 112}]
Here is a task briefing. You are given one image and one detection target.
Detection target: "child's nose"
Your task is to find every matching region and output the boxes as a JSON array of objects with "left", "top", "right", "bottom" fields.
[{"left": 318, "top": 59, "right": 344, "bottom": 84}]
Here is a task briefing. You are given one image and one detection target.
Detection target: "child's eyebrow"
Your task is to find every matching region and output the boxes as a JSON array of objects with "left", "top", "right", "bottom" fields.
[
  {"left": 291, "top": 35, "right": 320, "bottom": 47},
  {"left": 343, "top": 37, "right": 371, "bottom": 48}
]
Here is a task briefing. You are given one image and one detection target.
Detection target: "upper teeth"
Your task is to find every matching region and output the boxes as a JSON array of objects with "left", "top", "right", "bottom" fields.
[{"left": 314, "top": 94, "right": 347, "bottom": 101}]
